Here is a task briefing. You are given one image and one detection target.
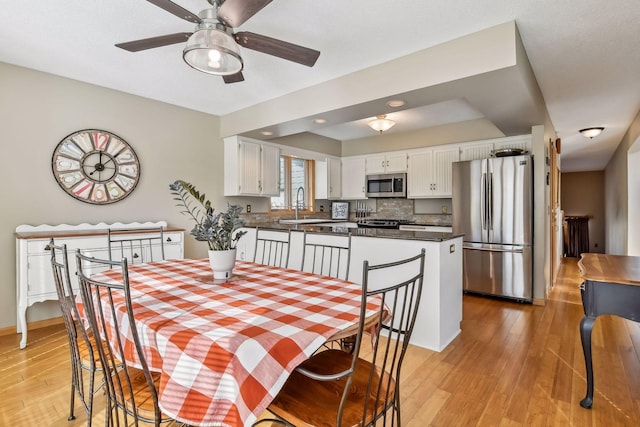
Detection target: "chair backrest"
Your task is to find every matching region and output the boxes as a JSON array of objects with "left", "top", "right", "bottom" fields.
[
  {"left": 343, "top": 249, "right": 425, "bottom": 426},
  {"left": 75, "top": 251, "right": 162, "bottom": 425},
  {"left": 108, "top": 227, "right": 165, "bottom": 264},
  {"left": 300, "top": 231, "right": 351, "bottom": 280},
  {"left": 253, "top": 227, "right": 291, "bottom": 268},
  {"left": 49, "top": 239, "right": 97, "bottom": 378}
]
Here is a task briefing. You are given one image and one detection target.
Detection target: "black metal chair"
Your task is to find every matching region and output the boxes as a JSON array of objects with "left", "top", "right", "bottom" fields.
[
  {"left": 300, "top": 230, "right": 351, "bottom": 280},
  {"left": 260, "top": 249, "right": 426, "bottom": 427},
  {"left": 75, "top": 251, "right": 177, "bottom": 427},
  {"left": 253, "top": 227, "right": 291, "bottom": 268},
  {"left": 107, "top": 227, "right": 165, "bottom": 264},
  {"left": 49, "top": 239, "right": 100, "bottom": 426}
]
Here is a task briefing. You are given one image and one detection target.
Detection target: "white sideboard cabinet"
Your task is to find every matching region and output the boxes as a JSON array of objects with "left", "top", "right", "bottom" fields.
[{"left": 15, "top": 221, "right": 184, "bottom": 349}]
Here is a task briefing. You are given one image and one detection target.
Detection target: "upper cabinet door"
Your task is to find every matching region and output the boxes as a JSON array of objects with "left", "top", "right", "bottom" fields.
[
  {"left": 328, "top": 157, "right": 342, "bottom": 199},
  {"left": 431, "top": 147, "right": 460, "bottom": 197},
  {"left": 366, "top": 152, "right": 407, "bottom": 174},
  {"left": 385, "top": 153, "right": 408, "bottom": 173},
  {"left": 260, "top": 144, "right": 280, "bottom": 196},
  {"left": 239, "top": 140, "right": 262, "bottom": 195},
  {"left": 407, "top": 151, "right": 432, "bottom": 198},
  {"left": 365, "top": 154, "right": 386, "bottom": 174},
  {"left": 341, "top": 157, "right": 367, "bottom": 199},
  {"left": 459, "top": 142, "right": 494, "bottom": 161}
]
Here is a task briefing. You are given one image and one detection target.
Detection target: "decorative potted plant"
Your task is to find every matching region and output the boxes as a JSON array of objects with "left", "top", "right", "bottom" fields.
[{"left": 169, "top": 180, "right": 247, "bottom": 279}]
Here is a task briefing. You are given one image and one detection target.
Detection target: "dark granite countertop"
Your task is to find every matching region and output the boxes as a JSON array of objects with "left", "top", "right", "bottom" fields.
[{"left": 243, "top": 222, "right": 463, "bottom": 242}]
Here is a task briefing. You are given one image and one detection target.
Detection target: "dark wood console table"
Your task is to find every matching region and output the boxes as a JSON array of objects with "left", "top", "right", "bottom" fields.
[{"left": 578, "top": 253, "right": 640, "bottom": 408}]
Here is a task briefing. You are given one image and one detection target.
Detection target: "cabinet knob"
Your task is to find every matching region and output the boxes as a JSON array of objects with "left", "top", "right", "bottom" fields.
[
  {"left": 133, "top": 253, "right": 139, "bottom": 259},
  {"left": 166, "top": 237, "right": 172, "bottom": 242},
  {"left": 44, "top": 244, "right": 51, "bottom": 251}
]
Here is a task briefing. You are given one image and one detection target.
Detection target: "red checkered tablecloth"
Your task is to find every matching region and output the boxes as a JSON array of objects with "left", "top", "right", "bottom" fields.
[{"left": 83, "top": 258, "right": 381, "bottom": 427}]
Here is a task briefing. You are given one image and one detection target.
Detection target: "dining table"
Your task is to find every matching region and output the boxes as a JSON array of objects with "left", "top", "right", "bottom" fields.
[{"left": 78, "top": 258, "right": 384, "bottom": 427}]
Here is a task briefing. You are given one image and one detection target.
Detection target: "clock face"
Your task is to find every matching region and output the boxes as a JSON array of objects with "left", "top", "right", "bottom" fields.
[{"left": 52, "top": 129, "right": 140, "bottom": 204}]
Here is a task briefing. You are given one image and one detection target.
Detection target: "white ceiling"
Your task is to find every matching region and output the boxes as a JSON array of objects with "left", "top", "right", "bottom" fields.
[{"left": 1, "top": 0, "right": 639, "bottom": 172}]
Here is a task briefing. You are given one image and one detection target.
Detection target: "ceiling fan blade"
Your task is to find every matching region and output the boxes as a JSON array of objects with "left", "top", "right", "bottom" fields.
[
  {"left": 217, "top": 0, "right": 273, "bottom": 27},
  {"left": 115, "top": 32, "right": 192, "bottom": 52},
  {"left": 223, "top": 72, "right": 245, "bottom": 84},
  {"left": 145, "top": 0, "right": 201, "bottom": 23},
  {"left": 234, "top": 32, "right": 320, "bottom": 67}
]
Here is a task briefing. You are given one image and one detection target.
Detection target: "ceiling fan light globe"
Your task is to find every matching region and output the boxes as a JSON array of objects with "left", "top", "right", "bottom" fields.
[{"left": 183, "top": 29, "right": 243, "bottom": 75}]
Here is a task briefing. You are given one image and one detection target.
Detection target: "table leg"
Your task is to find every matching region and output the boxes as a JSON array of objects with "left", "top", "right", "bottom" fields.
[
  {"left": 580, "top": 315, "right": 596, "bottom": 408},
  {"left": 18, "top": 303, "right": 28, "bottom": 349}
]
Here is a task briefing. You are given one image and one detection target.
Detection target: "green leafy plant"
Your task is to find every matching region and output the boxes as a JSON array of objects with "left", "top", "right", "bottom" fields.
[{"left": 169, "top": 180, "right": 247, "bottom": 251}]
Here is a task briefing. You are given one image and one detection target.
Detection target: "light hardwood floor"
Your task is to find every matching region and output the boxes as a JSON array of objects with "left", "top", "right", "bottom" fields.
[{"left": 2, "top": 258, "right": 639, "bottom": 426}]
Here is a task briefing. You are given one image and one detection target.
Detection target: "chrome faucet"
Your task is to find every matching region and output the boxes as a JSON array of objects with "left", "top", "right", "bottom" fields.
[{"left": 295, "top": 186, "right": 305, "bottom": 220}]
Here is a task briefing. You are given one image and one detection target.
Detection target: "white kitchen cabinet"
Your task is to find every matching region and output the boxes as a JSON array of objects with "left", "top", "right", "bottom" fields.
[
  {"left": 341, "top": 156, "right": 367, "bottom": 199},
  {"left": 459, "top": 141, "right": 495, "bottom": 161},
  {"left": 365, "top": 152, "right": 408, "bottom": 174},
  {"left": 224, "top": 136, "right": 280, "bottom": 196},
  {"left": 315, "top": 156, "right": 341, "bottom": 199},
  {"left": 493, "top": 134, "right": 531, "bottom": 152},
  {"left": 15, "top": 222, "right": 184, "bottom": 349},
  {"left": 459, "top": 134, "right": 532, "bottom": 160},
  {"left": 408, "top": 147, "right": 460, "bottom": 198}
]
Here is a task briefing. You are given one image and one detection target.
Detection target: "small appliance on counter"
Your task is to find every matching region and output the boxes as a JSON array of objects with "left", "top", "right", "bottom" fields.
[{"left": 331, "top": 202, "right": 349, "bottom": 220}]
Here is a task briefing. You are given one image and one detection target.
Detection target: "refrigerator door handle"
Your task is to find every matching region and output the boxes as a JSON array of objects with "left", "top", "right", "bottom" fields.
[
  {"left": 481, "top": 172, "right": 487, "bottom": 230},
  {"left": 488, "top": 172, "right": 493, "bottom": 231},
  {"left": 464, "top": 246, "right": 524, "bottom": 254}
]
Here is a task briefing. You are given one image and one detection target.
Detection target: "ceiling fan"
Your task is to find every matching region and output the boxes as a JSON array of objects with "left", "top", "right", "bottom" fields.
[{"left": 115, "top": 0, "right": 320, "bottom": 83}]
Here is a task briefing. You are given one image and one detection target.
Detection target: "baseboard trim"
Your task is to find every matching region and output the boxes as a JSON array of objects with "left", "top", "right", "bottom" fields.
[
  {"left": 533, "top": 298, "right": 546, "bottom": 307},
  {"left": 0, "top": 317, "right": 64, "bottom": 337}
]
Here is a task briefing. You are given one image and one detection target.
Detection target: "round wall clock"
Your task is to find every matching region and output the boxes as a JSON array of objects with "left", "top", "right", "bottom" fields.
[{"left": 52, "top": 129, "right": 140, "bottom": 204}]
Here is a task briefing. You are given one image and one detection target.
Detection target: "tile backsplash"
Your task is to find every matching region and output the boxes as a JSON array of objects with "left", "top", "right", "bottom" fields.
[
  {"left": 369, "top": 198, "right": 452, "bottom": 226},
  {"left": 241, "top": 198, "right": 452, "bottom": 226}
]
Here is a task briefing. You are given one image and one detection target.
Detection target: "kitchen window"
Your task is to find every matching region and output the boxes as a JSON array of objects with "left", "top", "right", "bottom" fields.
[{"left": 271, "top": 156, "right": 314, "bottom": 212}]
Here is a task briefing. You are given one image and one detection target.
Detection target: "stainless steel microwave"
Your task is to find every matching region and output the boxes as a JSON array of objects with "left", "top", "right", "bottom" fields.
[{"left": 365, "top": 173, "right": 407, "bottom": 198}]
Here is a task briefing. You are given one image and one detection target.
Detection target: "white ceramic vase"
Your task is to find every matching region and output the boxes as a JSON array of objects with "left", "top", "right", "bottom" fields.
[{"left": 208, "top": 248, "right": 237, "bottom": 280}]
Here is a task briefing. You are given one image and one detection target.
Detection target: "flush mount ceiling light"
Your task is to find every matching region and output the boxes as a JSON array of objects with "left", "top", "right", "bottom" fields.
[
  {"left": 312, "top": 118, "right": 328, "bottom": 124},
  {"left": 183, "top": 9, "right": 243, "bottom": 76},
  {"left": 579, "top": 127, "right": 604, "bottom": 139},
  {"left": 260, "top": 131, "right": 273, "bottom": 136},
  {"left": 368, "top": 115, "right": 396, "bottom": 133}
]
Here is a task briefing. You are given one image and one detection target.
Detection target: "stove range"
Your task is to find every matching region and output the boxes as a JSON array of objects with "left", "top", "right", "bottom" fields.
[{"left": 357, "top": 219, "right": 412, "bottom": 229}]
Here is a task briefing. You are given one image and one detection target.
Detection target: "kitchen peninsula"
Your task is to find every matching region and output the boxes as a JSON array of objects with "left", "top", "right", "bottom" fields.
[{"left": 235, "top": 224, "right": 464, "bottom": 352}]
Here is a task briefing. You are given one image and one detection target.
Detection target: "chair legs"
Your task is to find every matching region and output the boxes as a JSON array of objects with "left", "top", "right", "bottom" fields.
[
  {"left": 68, "top": 363, "right": 98, "bottom": 426},
  {"left": 68, "top": 381, "right": 76, "bottom": 421}
]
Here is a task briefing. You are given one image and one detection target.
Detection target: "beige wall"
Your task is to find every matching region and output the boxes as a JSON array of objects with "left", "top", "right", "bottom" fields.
[
  {"left": 0, "top": 62, "right": 222, "bottom": 329},
  {"left": 605, "top": 107, "right": 640, "bottom": 254},
  {"left": 561, "top": 171, "right": 606, "bottom": 253}
]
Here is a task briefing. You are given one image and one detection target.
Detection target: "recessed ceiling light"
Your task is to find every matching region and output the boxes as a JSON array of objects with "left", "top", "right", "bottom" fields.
[
  {"left": 386, "top": 99, "right": 406, "bottom": 108},
  {"left": 260, "top": 131, "right": 273, "bottom": 136},
  {"left": 312, "top": 118, "right": 327, "bottom": 124}
]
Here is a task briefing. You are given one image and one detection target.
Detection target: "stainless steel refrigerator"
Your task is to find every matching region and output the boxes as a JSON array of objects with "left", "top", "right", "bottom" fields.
[{"left": 452, "top": 154, "right": 533, "bottom": 301}]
